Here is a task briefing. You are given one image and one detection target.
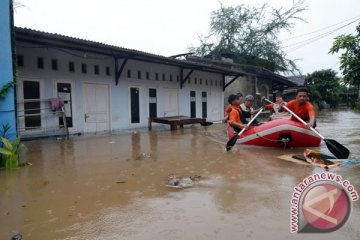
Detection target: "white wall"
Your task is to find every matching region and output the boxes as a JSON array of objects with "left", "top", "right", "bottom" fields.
[{"left": 16, "top": 42, "right": 224, "bottom": 137}]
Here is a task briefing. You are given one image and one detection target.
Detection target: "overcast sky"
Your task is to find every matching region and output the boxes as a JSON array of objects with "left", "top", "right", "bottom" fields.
[{"left": 14, "top": 0, "right": 360, "bottom": 75}]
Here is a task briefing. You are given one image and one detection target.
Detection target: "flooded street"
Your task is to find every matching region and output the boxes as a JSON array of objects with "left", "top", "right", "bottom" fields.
[{"left": 1, "top": 110, "right": 360, "bottom": 240}]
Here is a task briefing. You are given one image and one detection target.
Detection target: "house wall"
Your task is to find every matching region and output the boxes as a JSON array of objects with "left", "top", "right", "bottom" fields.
[
  {"left": 15, "top": 42, "right": 224, "bottom": 138},
  {"left": 224, "top": 75, "right": 273, "bottom": 107},
  {"left": 0, "top": 0, "right": 16, "bottom": 140}
]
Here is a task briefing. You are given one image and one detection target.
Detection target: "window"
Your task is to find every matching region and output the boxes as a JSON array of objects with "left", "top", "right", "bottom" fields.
[
  {"left": 215, "top": 81, "right": 217, "bottom": 86},
  {"left": 81, "top": 63, "right": 87, "bottom": 74},
  {"left": 206, "top": 79, "right": 208, "bottom": 85},
  {"left": 210, "top": 80, "right": 213, "bottom": 86},
  {"left": 176, "top": 75, "right": 179, "bottom": 82},
  {"left": 155, "top": 73, "right": 159, "bottom": 80},
  {"left": 170, "top": 74, "right": 173, "bottom": 82},
  {"left": 194, "top": 78, "right": 197, "bottom": 85},
  {"left": 137, "top": 70, "right": 142, "bottom": 79},
  {"left": 51, "top": 59, "right": 58, "bottom": 70},
  {"left": 146, "top": 72, "right": 150, "bottom": 80},
  {"left": 17, "top": 55, "right": 24, "bottom": 67},
  {"left": 127, "top": 69, "right": 131, "bottom": 78},
  {"left": 200, "top": 78, "right": 202, "bottom": 85},
  {"left": 162, "top": 73, "right": 166, "bottom": 81},
  {"left": 106, "top": 66, "right": 111, "bottom": 76},
  {"left": 188, "top": 77, "right": 191, "bottom": 84},
  {"left": 37, "top": 57, "right": 44, "bottom": 69},
  {"left": 69, "top": 61, "right": 75, "bottom": 72},
  {"left": 23, "top": 81, "right": 41, "bottom": 129},
  {"left": 94, "top": 65, "right": 99, "bottom": 75}
]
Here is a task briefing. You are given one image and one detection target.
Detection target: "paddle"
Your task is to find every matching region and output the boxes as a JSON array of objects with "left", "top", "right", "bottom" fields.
[
  {"left": 226, "top": 107, "right": 264, "bottom": 151},
  {"left": 265, "top": 99, "right": 350, "bottom": 159}
]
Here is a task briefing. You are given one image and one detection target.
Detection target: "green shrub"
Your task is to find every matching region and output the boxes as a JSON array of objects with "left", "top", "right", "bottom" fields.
[{"left": 0, "top": 137, "right": 27, "bottom": 169}]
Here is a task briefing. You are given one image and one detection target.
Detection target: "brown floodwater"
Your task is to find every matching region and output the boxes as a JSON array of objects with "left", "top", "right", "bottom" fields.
[{"left": 1, "top": 110, "right": 360, "bottom": 240}]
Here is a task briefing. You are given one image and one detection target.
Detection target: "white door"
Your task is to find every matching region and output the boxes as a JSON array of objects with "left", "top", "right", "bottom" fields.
[
  {"left": 83, "top": 83, "right": 110, "bottom": 133},
  {"left": 163, "top": 88, "right": 179, "bottom": 117},
  {"left": 211, "top": 89, "right": 221, "bottom": 121}
]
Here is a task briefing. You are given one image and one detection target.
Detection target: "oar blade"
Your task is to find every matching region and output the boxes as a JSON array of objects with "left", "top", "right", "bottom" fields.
[
  {"left": 226, "top": 135, "right": 238, "bottom": 151},
  {"left": 324, "top": 138, "right": 350, "bottom": 159}
]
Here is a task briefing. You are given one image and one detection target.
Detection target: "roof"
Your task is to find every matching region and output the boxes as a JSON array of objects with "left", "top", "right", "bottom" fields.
[
  {"left": 186, "top": 56, "right": 297, "bottom": 87},
  {"left": 287, "top": 76, "right": 306, "bottom": 86},
  {"left": 14, "top": 27, "right": 247, "bottom": 77}
]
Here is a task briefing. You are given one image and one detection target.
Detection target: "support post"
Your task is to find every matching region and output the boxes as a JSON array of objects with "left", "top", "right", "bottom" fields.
[
  {"left": 114, "top": 57, "right": 128, "bottom": 86},
  {"left": 223, "top": 75, "right": 241, "bottom": 91},
  {"left": 180, "top": 69, "right": 194, "bottom": 89}
]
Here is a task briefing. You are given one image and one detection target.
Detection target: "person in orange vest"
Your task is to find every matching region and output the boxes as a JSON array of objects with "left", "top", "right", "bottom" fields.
[
  {"left": 285, "top": 88, "right": 316, "bottom": 128},
  {"left": 223, "top": 92, "right": 243, "bottom": 123},
  {"left": 228, "top": 94, "right": 246, "bottom": 133}
]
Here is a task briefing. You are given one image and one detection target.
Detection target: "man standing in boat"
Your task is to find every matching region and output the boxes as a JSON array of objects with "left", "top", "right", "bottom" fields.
[
  {"left": 228, "top": 94, "right": 246, "bottom": 133},
  {"left": 285, "top": 88, "right": 316, "bottom": 128}
]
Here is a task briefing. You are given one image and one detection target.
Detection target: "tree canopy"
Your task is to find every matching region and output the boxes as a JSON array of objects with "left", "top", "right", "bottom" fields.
[
  {"left": 306, "top": 69, "right": 342, "bottom": 108},
  {"left": 329, "top": 22, "right": 360, "bottom": 91},
  {"left": 190, "top": 1, "right": 307, "bottom": 73}
]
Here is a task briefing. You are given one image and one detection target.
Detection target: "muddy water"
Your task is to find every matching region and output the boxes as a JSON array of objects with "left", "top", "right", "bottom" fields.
[{"left": 1, "top": 110, "right": 359, "bottom": 240}]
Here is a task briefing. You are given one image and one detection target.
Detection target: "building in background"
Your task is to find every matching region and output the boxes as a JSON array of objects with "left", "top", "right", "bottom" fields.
[
  {"left": 14, "top": 28, "right": 244, "bottom": 139},
  {"left": 186, "top": 56, "right": 297, "bottom": 105}
]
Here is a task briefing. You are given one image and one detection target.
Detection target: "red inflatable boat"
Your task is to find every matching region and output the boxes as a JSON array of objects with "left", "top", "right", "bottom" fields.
[{"left": 227, "top": 119, "right": 321, "bottom": 147}]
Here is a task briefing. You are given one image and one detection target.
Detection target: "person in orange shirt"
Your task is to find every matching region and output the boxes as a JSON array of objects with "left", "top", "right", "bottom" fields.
[
  {"left": 285, "top": 88, "right": 316, "bottom": 128},
  {"left": 223, "top": 92, "right": 243, "bottom": 123},
  {"left": 228, "top": 94, "right": 246, "bottom": 133}
]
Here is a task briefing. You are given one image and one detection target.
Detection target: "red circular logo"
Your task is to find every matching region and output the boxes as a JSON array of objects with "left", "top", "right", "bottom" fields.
[{"left": 301, "top": 183, "right": 351, "bottom": 231}]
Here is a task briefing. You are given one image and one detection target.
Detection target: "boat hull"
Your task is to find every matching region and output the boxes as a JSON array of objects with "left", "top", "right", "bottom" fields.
[{"left": 228, "top": 119, "right": 321, "bottom": 147}]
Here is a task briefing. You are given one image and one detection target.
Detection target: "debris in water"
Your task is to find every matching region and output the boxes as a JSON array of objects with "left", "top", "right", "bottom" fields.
[
  {"left": 42, "top": 180, "right": 49, "bottom": 187},
  {"left": 136, "top": 153, "right": 151, "bottom": 160},
  {"left": 116, "top": 181, "right": 127, "bottom": 184},
  {"left": 166, "top": 174, "right": 197, "bottom": 188},
  {"left": 189, "top": 175, "right": 201, "bottom": 181},
  {"left": 11, "top": 234, "right": 22, "bottom": 240}
]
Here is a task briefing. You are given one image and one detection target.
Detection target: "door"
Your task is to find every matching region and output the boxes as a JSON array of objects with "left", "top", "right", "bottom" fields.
[
  {"left": 130, "top": 87, "right": 140, "bottom": 124},
  {"left": 149, "top": 88, "right": 157, "bottom": 118},
  {"left": 211, "top": 89, "right": 221, "bottom": 120},
  {"left": 190, "top": 91, "right": 196, "bottom": 118},
  {"left": 83, "top": 83, "right": 110, "bottom": 133},
  {"left": 202, "top": 91, "right": 207, "bottom": 118},
  {"left": 57, "top": 82, "right": 73, "bottom": 128},
  {"left": 163, "top": 88, "right": 179, "bottom": 117}
]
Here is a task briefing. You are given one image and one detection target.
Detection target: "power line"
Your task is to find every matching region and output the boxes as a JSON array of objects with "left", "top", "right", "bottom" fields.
[
  {"left": 282, "top": 15, "right": 360, "bottom": 41},
  {"left": 284, "top": 18, "right": 360, "bottom": 53}
]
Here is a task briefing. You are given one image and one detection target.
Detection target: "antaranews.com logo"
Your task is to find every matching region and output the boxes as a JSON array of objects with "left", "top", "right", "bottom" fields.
[{"left": 290, "top": 172, "right": 359, "bottom": 233}]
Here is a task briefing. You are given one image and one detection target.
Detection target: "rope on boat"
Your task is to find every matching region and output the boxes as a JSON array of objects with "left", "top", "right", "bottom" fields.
[{"left": 254, "top": 132, "right": 290, "bottom": 149}]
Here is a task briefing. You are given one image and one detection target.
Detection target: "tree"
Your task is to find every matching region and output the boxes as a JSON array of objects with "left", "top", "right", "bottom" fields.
[
  {"left": 306, "top": 69, "right": 342, "bottom": 108},
  {"left": 190, "top": 1, "right": 307, "bottom": 74},
  {"left": 329, "top": 22, "right": 360, "bottom": 98}
]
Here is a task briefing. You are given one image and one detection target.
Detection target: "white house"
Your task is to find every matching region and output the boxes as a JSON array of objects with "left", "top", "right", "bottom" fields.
[{"left": 14, "top": 27, "right": 244, "bottom": 139}]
